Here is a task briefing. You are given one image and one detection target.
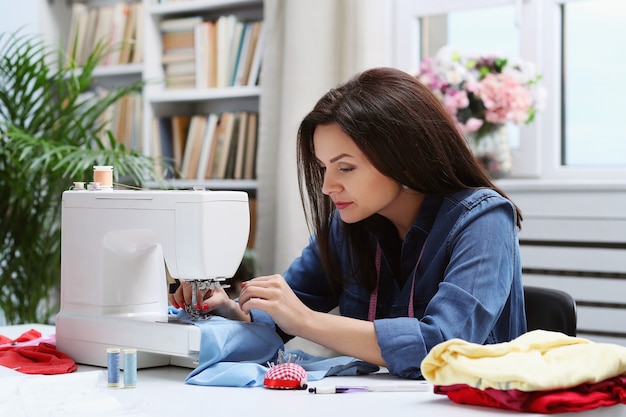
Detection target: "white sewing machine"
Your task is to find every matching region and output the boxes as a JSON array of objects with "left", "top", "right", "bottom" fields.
[{"left": 56, "top": 189, "right": 250, "bottom": 368}]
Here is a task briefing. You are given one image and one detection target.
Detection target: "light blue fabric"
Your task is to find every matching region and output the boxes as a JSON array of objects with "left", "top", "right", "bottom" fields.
[
  {"left": 185, "top": 350, "right": 379, "bottom": 388},
  {"left": 177, "top": 311, "right": 379, "bottom": 387}
]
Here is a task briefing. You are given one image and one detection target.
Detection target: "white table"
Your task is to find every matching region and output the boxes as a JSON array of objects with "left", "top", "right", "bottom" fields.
[{"left": 1, "top": 324, "right": 625, "bottom": 417}]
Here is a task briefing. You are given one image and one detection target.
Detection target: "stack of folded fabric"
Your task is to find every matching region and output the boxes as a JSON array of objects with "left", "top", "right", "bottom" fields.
[{"left": 421, "top": 330, "right": 626, "bottom": 414}]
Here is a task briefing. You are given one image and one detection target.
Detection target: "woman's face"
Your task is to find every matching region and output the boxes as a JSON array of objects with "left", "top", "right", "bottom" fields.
[{"left": 313, "top": 123, "right": 404, "bottom": 225}]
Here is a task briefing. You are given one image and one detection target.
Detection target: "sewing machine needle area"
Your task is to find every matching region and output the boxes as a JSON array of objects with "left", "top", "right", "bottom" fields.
[{"left": 184, "top": 279, "right": 230, "bottom": 321}]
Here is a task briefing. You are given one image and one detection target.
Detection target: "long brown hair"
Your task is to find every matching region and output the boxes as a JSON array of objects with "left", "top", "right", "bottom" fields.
[{"left": 296, "top": 67, "right": 522, "bottom": 290}]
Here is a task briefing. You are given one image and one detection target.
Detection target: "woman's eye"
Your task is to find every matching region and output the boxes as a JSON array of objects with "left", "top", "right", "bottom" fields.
[{"left": 338, "top": 166, "right": 354, "bottom": 173}]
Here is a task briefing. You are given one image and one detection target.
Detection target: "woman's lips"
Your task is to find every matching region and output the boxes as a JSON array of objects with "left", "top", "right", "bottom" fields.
[{"left": 334, "top": 202, "right": 352, "bottom": 210}]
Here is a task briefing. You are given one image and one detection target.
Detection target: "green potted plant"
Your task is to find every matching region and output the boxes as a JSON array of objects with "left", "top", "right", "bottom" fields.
[{"left": 0, "top": 30, "right": 161, "bottom": 325}]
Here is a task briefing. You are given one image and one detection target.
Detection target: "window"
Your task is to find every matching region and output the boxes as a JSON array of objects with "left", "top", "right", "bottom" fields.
[
  {"left": 391, "top": 0, "right": 626, "bottom": 179},
  {"left": 446, "top": 5, "right": 521, "bottom": 150},
  {"left": 562, "top": 0, "right": 626, "bottom": 167}
]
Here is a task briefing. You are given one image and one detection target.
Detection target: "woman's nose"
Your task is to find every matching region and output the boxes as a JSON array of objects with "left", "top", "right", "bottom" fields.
[{"left": 321, "top": 171, "right": 340, "bottom": 195}]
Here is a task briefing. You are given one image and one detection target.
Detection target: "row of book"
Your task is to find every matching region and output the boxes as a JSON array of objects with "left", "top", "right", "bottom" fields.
[
  {"left": 66, "top": 2, "right": 144, "bottom": 67},
  {"left": 160, "top": 15, "right": 265, "bottom": 89},
  {"left": 101, "top": 92, "right": 144, "bottom": 152},
  {"left": 152, "top": 0, "right": 215, "bottom": 4},
  {"left": 151, "top": 111, "right": 258, "bottom": 181},
  {"left": 82, "top": 89, "right": 143, "bottom": 152}
]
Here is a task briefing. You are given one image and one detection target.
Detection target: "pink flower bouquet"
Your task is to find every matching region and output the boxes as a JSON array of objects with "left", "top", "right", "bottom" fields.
[{"left": 417, "top": 46, "right": 545, "bottom": 140}]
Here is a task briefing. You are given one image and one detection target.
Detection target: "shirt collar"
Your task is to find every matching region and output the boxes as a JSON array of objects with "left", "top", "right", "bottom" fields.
[{"left": 364, "top": 193, "right": 443, "bottom": 242}]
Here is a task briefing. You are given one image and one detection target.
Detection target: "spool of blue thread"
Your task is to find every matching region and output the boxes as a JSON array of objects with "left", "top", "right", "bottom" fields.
[
  {"left": 107, "top": 348, "right": 120, "bottom": 387},
  {"left": 123, "top": 348, "right": 137, "bottom": 388}
]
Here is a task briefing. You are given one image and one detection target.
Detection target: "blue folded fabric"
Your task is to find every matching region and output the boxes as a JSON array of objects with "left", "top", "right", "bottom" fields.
[
  {"left": 174, "top": 310, "right": 379, "bottom": 387},
  {"left": 287, "top": 349, "right": 380, "bottom": 381}
]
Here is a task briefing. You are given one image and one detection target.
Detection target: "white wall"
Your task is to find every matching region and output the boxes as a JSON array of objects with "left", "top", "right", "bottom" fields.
[
  {"left": 4, "top": 0, "right": 41, "bottom": 34},
  {"left": 4, "top": 0, "right": 71, "bottom": 46}
]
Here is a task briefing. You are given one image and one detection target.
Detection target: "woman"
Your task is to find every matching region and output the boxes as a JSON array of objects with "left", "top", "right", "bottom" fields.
[{"left": 170, "top": 67, "right": 526, "bottom": 379}]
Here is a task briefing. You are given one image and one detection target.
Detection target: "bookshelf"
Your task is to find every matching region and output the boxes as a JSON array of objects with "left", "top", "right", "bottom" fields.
[
  {"left": 62, "top": 0, "right": 264, "bottom": 187},
  {"left": 143, "top": 0, "right": 264, "bottom": 189}
]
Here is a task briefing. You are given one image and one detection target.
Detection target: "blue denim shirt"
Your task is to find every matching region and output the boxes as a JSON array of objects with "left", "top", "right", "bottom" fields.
[{"left": 252, "top": 188, "right": 526, "bottom": 379}]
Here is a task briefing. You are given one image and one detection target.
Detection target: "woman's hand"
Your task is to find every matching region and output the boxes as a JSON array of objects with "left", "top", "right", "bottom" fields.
[
  {"left": 238, "top": 275, "right": 385, "bottom": 366},
  {"left": 168, "top": 280, "right": 250, "bottom": 322},
  {"left": 237, "top": 274, "right": 313, "bottom": 335}
]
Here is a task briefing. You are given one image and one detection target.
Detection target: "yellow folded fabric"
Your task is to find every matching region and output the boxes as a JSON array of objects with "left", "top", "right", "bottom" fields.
[{"left": 421, "top": 330, "right": 626, "bottom": 392}]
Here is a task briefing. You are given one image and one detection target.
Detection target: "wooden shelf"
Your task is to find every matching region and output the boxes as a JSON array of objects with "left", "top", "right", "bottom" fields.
[
  {"left": 146, "top": 86, "right": 261, "bottom": 103},
  {"left": 93, "top": 63, "right": 143, "bottom": 78},
  {"left": 148, "top": 0, "right": 262, "bottom": 16}
]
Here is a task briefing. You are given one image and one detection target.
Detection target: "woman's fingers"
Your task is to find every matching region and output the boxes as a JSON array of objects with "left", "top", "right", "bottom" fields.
[
  {"left": 167, "top": 280, "right": 206, "bottom": 310},
  {"left": 237, "top": 276, "right": 281, "bottom": 306}
]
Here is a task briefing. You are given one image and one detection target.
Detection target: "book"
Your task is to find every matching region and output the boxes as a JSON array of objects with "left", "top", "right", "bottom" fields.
[
  {"left": 166, "top": 75, "right": 196, "bottom": 89},
  {"left": 216, "top": 15, "right": 237, "bottom": 88},
  {"left": 151, "top": 117, "right": 163, "bottom": 178},
  {"left": 194, "top": 20, "right": 217, "bottom": 89},
  {"left": 92, "top": 6, "right": 114, "bottom": 62},
  {"left": 233, "top": 112, "right": 249, "bottom": 179},
  {"left": 171, "top": 115, "right": 190, "bottom": 177},
  {"left": 180, "top": 115, "right": 208, "bottom": 179},
  {"left": 247, "top": 21, "right": 266, "bottom": 86},
  {"left": 231, "top": 22, "right": 252, "bottom": 87},
  {"left": 131, "top": 2, "right": 144, "bottom": 63},
  {"left": 196, "top": 113, "right": 219, "bottom": 180},
  {"left": 210, "top": 112, "right": 235, "bottom": 179},
  {"left": 164, "top": 61, "right": 195, "bottom": 77},
  {"left": 243, "top": 112, "right": 258, "bottom": 179},
  {"left": 205, "top": 21, "right": 218, "bottom": 88},
  {"left": 98, "top": 92, "right": 115, "bottom": 149},
  {"left": 194, "top": 22, "right": 208, "bottom": 89},
  {"left": 162, "top": 30, "right": 195, "bottom": 51},
  {"left": 227, "top": 21, "right": 245, "bottom": 86},
  {"left": 235, "top": 21, "right": 261, "bottom": 87},
  {"left": 82, "top": 7, "right": 100, "bottom": 65},
  {"left": 224, "top": 112, "right": 243, "bottom": 178},
  {"left": 151, "top": 116, "right": 176, "bottom": 180},
  {"left": 114, "top": 95, "right": 133, "bottom": 149},
  {"left": 159, "top": 16, "right": 203, "bottom": 33},
  {"left": 161, "top": 25, "right": 196, "bottom": 89},
  {"left": 158, "top": 117, "right": 175, "bottom": 178},
  {"left": 130, "top": 94, "right": 143, "bottom": 152},
  {"left": 161, "top": 47, "right": 195, "bottom": 64},
  {"left": 106, "top": 2, "right": 129, "bottom": 65},
  {"left": 118, "top": 2, "right": 137, "bottom": 64},
  {"left": 65, "top": 3, "right": 89, "bottom": 67}
]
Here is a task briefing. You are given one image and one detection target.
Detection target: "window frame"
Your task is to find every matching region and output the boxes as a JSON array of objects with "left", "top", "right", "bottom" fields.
[{"left": 390, "top": 0, "right": 626, "bottom": 180}]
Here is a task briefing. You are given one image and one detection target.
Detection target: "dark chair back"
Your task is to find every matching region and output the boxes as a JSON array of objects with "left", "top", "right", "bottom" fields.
[{"left": 524, "top": 286, "right": 577, "bottom": 337}]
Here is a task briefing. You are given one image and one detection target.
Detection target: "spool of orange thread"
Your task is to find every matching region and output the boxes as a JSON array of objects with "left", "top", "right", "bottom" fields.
[{"left": 93, "top": 166, "right": 113, "bottom": 189}]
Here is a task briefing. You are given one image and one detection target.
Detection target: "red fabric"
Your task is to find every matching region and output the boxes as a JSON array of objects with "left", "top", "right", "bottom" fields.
[
  {"left": 0, "top": 329, "right": 42, "bottom": 345},
  {"left": 435, "top": 376, "right": 626, "bottom": 414},
  {"left": 0, "top": 342, "right": 77, "bottom": 374}
]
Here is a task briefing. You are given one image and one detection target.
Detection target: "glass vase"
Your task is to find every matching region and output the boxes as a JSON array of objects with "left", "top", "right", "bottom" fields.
[{"left": 467, "top": 124, "right": 512, "bottom": 179}]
